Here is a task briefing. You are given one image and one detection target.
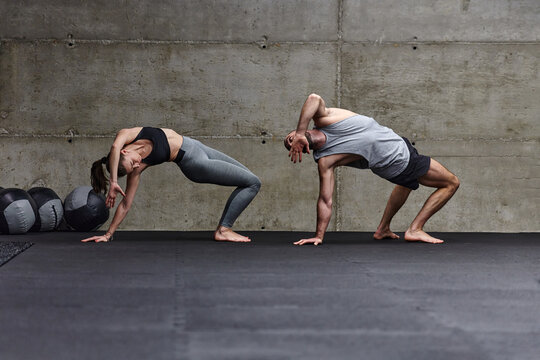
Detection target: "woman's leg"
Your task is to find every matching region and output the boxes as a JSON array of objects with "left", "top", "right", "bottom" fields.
[
  {"left": 196, "top": 142, "right": 251, "bottom": 172},
  {"left": 179, "top": 140, "right": 261, "bottom": 241}
]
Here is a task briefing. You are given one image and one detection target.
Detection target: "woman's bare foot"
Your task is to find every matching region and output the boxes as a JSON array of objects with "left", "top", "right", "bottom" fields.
[
  {"left": 214, "top": 227, "right": 251, "bottom": 243},
  {"left": 373, "top": 228, "right": 400, "bottom": 240},
  {"left": 404, "top": 229, "right": 444, "bottom": 244}
]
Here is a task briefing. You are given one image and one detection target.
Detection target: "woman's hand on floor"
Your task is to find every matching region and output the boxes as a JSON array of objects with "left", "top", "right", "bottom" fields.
[{"left": 81, "top": 234, "right": 112, "bottom": 243}]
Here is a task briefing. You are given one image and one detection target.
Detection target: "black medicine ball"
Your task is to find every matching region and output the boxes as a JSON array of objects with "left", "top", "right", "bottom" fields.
[
  {"left": 28, "top": 187, "right": 64, "bottom": 232},
  {"left": 64, "top": 186, "right": 109, "bottom": 231},
  {"left": 0, "top": 188, "right": 38, "bottom": 234}
]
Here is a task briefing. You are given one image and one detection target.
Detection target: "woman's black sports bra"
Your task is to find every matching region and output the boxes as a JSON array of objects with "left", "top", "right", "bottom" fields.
[{"left": 130, "top": 127, "right": 171, "bottom": 166}]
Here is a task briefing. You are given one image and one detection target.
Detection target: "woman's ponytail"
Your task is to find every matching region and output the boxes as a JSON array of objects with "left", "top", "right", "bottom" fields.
[
  {"left": 91, "top": 156, "right": 109, "bottom": 194},
  {"left": 90, "top": 153, "right": 128, "bottom": 194}
]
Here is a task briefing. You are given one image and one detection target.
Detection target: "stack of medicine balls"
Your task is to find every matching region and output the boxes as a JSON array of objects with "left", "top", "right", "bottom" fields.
[{"left": 0, "top": 186, "right": 109, "bottom": 235}]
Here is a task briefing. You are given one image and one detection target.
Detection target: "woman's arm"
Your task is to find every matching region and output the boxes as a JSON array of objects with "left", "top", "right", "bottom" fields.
[
  {"left": 82, "top": 170, "right": 141, "bottom": 243},
  {"left": 106, "top": 128, "right": 141, "bottom": 207},
  {"left": 109, "top": 128, "right": 139, "bottom": 181}
]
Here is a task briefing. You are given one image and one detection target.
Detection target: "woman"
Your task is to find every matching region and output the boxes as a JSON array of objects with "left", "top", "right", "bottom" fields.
[{"left": 82, "top": 127, "right": 261, "bottom": 243}]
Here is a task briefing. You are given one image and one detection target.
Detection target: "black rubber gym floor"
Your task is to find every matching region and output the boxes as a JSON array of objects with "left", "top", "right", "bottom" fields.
[{"left": 1, "top": 231, "right": 539, "bottom": 360}]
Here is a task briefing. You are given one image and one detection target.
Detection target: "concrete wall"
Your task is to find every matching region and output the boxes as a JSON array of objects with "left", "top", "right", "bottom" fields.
[{"left": 1, "top": 0, "right": 539, "bottom": 233}]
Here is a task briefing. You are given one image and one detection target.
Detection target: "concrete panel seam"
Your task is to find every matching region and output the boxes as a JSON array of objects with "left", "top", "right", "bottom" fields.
[
  {"left": 335, "top": 0, "right": 344, "bottom": 231},
  {"left": 190, "top": 135, "right": 271, "bottom": 139},
  {"left": 336, "top": 0, "right": 344, "bottom": 107},
  {"left": 1, "top": 135, "right": 537, "bottom": 142},
  {"left": 410, "top": 137, "right": 540, "bottom": 142},
  {"left": 335, "top": 167, "right": 343, "bottom": 232},
  {"left": 429, "top": 155, "right": 539, "bottom": 158},
  {"left": 342, "top": 40, "right": 540, "bottom": 46},
  {"left": 0, "top": 134, "right": 272, "bottom": 140},
  {"left": 0, "top": 38, "right": 337, "bottom": 46},
  {"left": 0, "top": 133, "right": 113, "bottom": 138},
  {"left": 2, "top": 38, "right": 539, "bottom": 46}
]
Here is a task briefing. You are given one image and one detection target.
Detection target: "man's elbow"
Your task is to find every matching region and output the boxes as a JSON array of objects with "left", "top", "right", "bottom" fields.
[{"left": 319, "top": 196, "right": 332, "bottom": 208}]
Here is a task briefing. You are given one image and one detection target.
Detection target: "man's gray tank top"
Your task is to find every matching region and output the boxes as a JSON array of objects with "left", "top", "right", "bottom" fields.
[{"left": 313, "top": 115, "right": 410, "bottom": 179}]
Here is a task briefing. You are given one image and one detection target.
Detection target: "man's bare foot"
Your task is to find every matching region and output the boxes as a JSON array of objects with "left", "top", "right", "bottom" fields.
[
  {"left": 214, "top": 227, "right": 251, "bottom": 243},
  {"left": 404, "top": 229, "right": 444, "bottom": 244},
  {"left": 373, "top": 228, "right": 400, "bottom": 240}
]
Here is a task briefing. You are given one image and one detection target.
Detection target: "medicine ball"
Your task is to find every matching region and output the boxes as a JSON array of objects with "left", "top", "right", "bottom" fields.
[
  {"left": 28, "top": 187, "right": 64, "bottom": 232},
  {"left": 64, "top": 186, "right": 109, "bottom": 231},
  {"left": 0, "top": 188, "right": 38, "bottom": 234}
]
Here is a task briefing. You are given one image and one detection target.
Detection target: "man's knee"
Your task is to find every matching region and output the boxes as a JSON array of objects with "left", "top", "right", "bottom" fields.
[{"left": 448, "top": 174, "right": 460, "bottom": 192}]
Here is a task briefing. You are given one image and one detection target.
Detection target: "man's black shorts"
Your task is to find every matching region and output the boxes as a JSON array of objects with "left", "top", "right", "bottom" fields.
[{"left": 387, "top": 137, "right": 431, "bottom": 190}]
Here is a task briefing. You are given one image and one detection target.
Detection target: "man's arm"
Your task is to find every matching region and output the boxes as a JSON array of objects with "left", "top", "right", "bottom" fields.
[
  {"left": 294, "top": 160, "right": 334, "bottom": 246},
  {"left": 296, "top": 93, "right": 327, "bottom": 135},
  {"left": 289, "top": 94, "right": 328, "bottom": 163}
]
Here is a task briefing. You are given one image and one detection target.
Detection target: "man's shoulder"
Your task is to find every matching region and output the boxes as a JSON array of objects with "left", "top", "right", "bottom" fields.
[{"left": 314, "top": 108, "right": 359, "bottom": 128}]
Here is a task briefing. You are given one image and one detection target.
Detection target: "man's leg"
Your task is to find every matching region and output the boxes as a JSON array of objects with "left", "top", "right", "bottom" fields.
[
  {"left": 405, "top": 159, "right": 460, "bottom": 244},
  {"left": 374, "top": 185, "right": 412, "bottom": 239}
]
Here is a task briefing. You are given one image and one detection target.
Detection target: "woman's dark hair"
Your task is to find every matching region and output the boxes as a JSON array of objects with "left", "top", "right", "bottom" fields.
[{"left": 91, "top": 153, "right": 127, "bottom": 194}]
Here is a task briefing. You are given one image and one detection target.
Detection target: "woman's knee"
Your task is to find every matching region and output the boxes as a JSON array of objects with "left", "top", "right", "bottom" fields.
[{"left": 249, "top": 175, "right": 262, "bottom": 192}]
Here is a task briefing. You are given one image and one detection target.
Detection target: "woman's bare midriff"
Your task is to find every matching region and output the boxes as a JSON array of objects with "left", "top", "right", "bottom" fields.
[{"left": 161, "top": 128, "right": 184, "bottom": 161}]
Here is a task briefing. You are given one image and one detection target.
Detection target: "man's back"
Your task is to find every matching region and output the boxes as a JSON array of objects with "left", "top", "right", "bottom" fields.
[{"left": 313, "top": 114, "right": 410, "bottom": 179}]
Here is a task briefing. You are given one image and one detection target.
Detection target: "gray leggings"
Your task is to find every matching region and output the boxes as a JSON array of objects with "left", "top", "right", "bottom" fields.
[{"left": 175, "top": 137, "right": 261, "bottom": 228}]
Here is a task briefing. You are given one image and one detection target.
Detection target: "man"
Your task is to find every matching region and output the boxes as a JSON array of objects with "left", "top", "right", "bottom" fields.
[{"left": 285, "top": 94, "right": 459, "bottom": 245}]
